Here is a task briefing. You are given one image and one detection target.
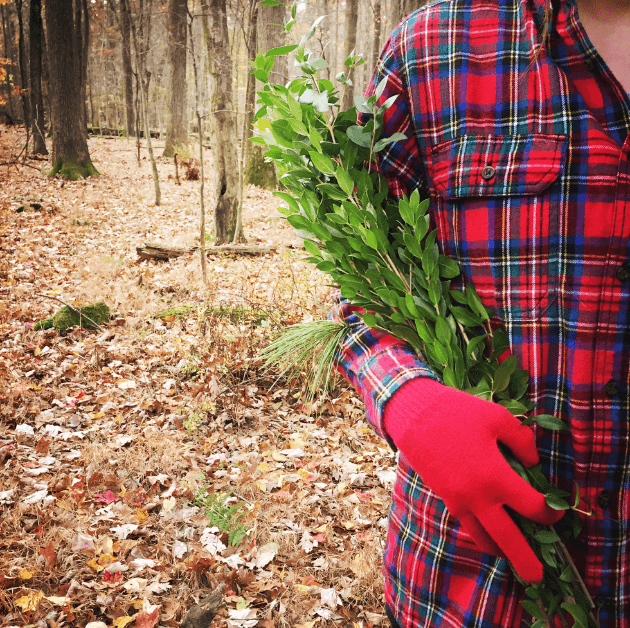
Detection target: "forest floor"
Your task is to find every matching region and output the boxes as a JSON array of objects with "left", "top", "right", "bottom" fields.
[{"left": 0, "top": 125, "right": 397, "bottom": 628}]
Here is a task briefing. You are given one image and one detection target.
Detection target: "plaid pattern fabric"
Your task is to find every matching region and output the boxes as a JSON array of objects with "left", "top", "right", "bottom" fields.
[{"left": 332, "top": 1, "right": 630, "bottom": 627}]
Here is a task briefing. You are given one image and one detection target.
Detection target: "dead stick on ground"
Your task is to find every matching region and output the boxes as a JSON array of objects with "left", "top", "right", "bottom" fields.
[{"left": 35, "top": 293, "right": 105, "bottom": 332}]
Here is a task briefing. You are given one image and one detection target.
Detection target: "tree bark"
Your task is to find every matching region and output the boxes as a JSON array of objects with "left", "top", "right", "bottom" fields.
[
  {"left": 123, "top": 0, "right": 160, "bottom": 204},
  {"left": 258, "top": 2, "right": 287, "bottom": 86},
  {"left": 369, "top": 0, "right": 383, "bottom": 76},
  {"left": 29, "top": 0, "right": 47, "bottom": 154},
  {"left": 204, "top": 0, "right": 241, "bottom": 244},
  {"left": 15, "top": 0, "right": 31, "bottom": 130},
  {"left": 44, "top": 0, "right": 98, "bottom": 179},
  {"left": 163, "top": 0, "right": 188, "bottom": 157},
  {"left": 118, "top": 0, "right": 135, "bottom": 136},
  {"left": 341, "top": 0, "right": 359, "bottom": 110},
  {"left": 1, "top": 3, "right": 16, "bottom": 122}
]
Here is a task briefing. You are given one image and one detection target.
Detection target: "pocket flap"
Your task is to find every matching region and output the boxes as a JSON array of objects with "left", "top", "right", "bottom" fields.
[{"left": 431, "top": 134, "right": 566, "bottom": 199}]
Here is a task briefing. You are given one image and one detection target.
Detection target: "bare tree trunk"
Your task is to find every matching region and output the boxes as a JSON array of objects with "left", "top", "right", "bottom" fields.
[
  {"left": 237, "top": 0, "right": 258, "bottom": 240},
  {"left": 341, "top": 0, "right": 359, "bottom": 110},
  {"left": 29, "top": 0, "right": 47, "bottom": 154},
  {"left": 123, "top": 0, "right": 160, "bottom": 205},
  {"left": 370, "top": 1, "right": 383, "bottom": 70},
  {"left": 81, "top": 0, "right": 90, "bottom": 135},
  {"left": 258, "top": 2, "right": 287, "bottom": 85},
  {"left": 203, "top": 0, "right": 241, "bottom": 244},
  {"left": 187, "top": 7, "right": 207, "bottom": 282},
  {"left": 1, "top": 4, "right": 14, "bottom": 121},
  {"left": 15, "top": 0, "right": 31, "bottom": 130},
  {"left": 44, "top": 0, "right": 98, "bottom": 179},
  {"left": 118, "top": 0, "right": 135, "bottom": 136},
  {"left": 163, "top": 0, "right": 188, "bottom": 157}
]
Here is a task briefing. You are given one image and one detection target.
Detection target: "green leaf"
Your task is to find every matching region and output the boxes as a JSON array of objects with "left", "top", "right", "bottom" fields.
[
  {"left": 540, "top": 543, "right": 557, "bottom": 568},
  {"left": 545, "top": 493, "right": 570, "bottom": 511},
  {"left": 438, "top": 255, "right": 461, "bottom": 279},
  {"left": 346, "top": 125, "right": 373, "bottom": 148},
  {"left": 492, "top": 356, "right": 517, "bottom": 393},
  {"left": 309, "top": 127, "right": 323, "bottom": 151},
  {"left": 259, "top": 0, "right": 282, "bottom": 5},
  {"left": 373, "top": 133, "right": 408, "bottom": 152},
  {"left": 435, "top": 316, "right": 452, "bottom": 345},
  {"left": 317, "top": 183, "right": 348, "bottom": 200},
  {"left": 530, "top": 414, "right": 569, "bottom": 431},
  {"left": 336, "top": 167, "right": 354, "bottom": 197},
  {"left": 309, "top": 151, "right": 335, "bottom": 174},
  {"left": 521, "top": 600, "right": 545, "bottom": 622},
  {"left": 361, "top": 312, "right": 378, "bottom": 328},
  {"left": 559, "top": 565, "right": 574, "bottom": 583},
  {"left": 466, "top": 285, "right": 490, "bottom": 321},
  {"left": 450, "top": 306, "right": 482, "bottom": 328},
  {"left": 533, "top": 530, "right": 561, "bottom": 544},
  {"left": 560, "top": 603, "right": 588, "bottom": 628},
  {"left": 363, "top": 230, "right": 379, "bottom": 250},
  {"left": 266, "top": 44, "right": 299, "bottom": 57}
]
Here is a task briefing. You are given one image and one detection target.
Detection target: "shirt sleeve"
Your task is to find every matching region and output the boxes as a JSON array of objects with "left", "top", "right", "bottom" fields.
[{"left": 331, "top": 299, "right": 440, "bottom": 447}]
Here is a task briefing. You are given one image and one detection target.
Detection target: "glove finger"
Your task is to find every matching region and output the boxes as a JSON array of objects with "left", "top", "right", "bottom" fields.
[
  {"left": 498, "top": 470, "right": 565, "bottom": 526},
  {"left": 458, "top": 512, "right": 505, "bottom": 557},
  {"left": 476, "top": 507, "right": 544, "bottom": 583},
  {"left": 495, "top": 418, "right": 540, "bottom": 468}
]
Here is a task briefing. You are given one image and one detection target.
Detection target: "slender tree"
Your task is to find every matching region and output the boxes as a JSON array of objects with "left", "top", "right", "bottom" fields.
[
  {"left": 123, "top": 0, "right": 160, "bottom": 204},
  {"left": 44, "top": 0, "right": 98, "bottom": 179},
  {"left": 163, "top": 0, "right": 188, "bottom": 157},
  {"left": 203, "top": 0, "right": 240, "bottom": 244},
  {"left": 117, "top": 0, "right": 135, "bottom": 136},
  {"left": 15, "top": 0, "right": 30, "bottom": 130},
  {"left": 29, "top": 0, "right": 47, "bottom": 154},
  {"left": 369, "top": 0, "right": 382, "bottom": 75},
  {"left": 341, "top": 0, "right": 359, "bottom": 110}
]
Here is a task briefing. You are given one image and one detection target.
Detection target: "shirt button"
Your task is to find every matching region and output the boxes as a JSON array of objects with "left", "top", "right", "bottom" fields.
[
  {"left": 481, "top": 166, "right": 496, "bottom": 180},
  {"left": 595, "top": 595, "right": 613, "bottom": 609},
  {"left": 617, "top": 264, "right": 630, "bottom": 282},
  {"left": 598, "top": 491, "right": 611, "bottom": 508},
  {"left": 605, "top": 380, "right": 620, "bottom": 397}
]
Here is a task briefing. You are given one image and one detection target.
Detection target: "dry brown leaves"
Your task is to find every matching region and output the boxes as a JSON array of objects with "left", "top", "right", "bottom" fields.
[{"left": 0, "top": 125, "right": 395, "bottom": 628}]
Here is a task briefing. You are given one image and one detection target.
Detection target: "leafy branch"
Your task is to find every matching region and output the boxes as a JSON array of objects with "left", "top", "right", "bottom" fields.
[{"left": 254, "top": 8, "right": 597, "bottom": 628}]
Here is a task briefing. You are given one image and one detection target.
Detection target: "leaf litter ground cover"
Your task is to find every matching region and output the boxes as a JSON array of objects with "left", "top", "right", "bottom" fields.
[{"left": 0, "top": 125, "right": 396, "bottom": 627}]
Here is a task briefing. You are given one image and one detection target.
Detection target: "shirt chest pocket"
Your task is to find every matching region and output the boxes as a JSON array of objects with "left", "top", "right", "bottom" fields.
[{"left": 428, "top": 133, "right": 567, "bottom": 323}]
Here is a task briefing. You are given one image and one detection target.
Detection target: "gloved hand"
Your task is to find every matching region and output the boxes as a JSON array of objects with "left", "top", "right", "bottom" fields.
[{"left": 384, "top": 377, "right": 563, "bottom": 583}]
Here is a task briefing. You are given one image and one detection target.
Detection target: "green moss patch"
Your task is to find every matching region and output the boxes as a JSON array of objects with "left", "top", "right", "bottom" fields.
[{"left": 35, "top": 302, "right": 111, "bottom": 331}]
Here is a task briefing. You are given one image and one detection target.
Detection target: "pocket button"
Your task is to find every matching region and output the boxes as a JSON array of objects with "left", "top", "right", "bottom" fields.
[
  {"left": 617, "top": 264, "right": 630, "bottom": 282},
  {"left": 605, "top": 380, "right": 620, "bottom": 397},
  {"left": 481, "top": 166, "right": 496, "bottom": 180}
]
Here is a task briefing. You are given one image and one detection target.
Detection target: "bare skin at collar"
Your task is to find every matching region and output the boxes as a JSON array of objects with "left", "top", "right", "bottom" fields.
[{"left": 575, "top": 0, "right": 630, "bottom": 92}]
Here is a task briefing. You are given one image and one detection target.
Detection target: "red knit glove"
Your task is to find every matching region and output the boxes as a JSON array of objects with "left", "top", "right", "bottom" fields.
[{"left": 384, "top": 378, "right": 563, "bottom": 583}]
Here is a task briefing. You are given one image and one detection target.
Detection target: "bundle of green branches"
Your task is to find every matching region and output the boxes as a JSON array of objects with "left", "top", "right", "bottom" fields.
[{"left": 255, "top": 9, "right": 596, "bottom": 628}]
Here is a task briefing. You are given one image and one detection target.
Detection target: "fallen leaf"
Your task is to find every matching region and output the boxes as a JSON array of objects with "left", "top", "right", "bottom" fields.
[
  {"left": 113, "top": 617, "right": 134, "bottom": 628},
  {"left": 95, "top": 490, "right": 118, "bottom": 504},
  {"left": 19, "top": 567, "right": 34, "bottom": 580},
  {"left": 255, "top": 542, "right": 279, "bottom": 569},
  {"left": 134, "top": 607, "right": 160, "bottom": 628},
  {"left": 14, "top": 590, "right": 43, "bottom": 611}
]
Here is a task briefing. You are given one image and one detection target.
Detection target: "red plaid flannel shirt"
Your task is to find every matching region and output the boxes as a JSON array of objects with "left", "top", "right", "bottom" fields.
[{"left": 332, "top": 1, "right": 630, "bottom": 627}]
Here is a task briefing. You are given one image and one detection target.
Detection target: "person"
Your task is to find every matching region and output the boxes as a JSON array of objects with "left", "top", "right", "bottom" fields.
[{"left": 331, "top": 1, "right": 630, "bottom": 627}]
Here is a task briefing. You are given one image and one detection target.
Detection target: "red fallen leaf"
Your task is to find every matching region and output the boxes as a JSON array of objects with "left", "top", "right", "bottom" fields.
[
  {"left": 103, "top": 571, "right": 123, "bottom": 584},
  {"left": 35, "top": 437, "right": 51, "bottom": 454},
  {"left": 95, "top": 490, "right": 118, "bottom": 504},
  {"left": 355, "top": 490, "right": 372, "bottom": 503},
  {"left": 39, "top": 542, "right": 57, "bottom": 568},
  {"left": 356, "top": 530, "right": 372, "bottom": 542},
  {"left": 134, "top": 608, "right": 159, "bottom": 628},
  {"left": 312, "top": 533, "right": 326, "bottom": 543}
]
